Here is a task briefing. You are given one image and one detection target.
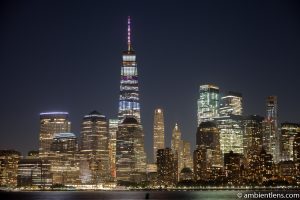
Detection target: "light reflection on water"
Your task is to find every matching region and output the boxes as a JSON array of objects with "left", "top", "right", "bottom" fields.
[{"left": 0, "top": 191, "right": 239, "bottom": 200}]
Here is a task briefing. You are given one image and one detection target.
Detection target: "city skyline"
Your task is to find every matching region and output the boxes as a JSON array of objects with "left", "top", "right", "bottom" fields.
[{"left": 1, "top": 0, "right": 300, "bottom": 158}]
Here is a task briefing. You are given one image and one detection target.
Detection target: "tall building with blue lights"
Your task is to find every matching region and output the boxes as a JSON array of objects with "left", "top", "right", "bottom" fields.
[{"left": 118, "top": 16, "right": 141, "bottom": 123}]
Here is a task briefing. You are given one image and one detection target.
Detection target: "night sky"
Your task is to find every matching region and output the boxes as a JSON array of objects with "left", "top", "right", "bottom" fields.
[{"left": 1, "top": 0, "right": 300, "bottom": 161}]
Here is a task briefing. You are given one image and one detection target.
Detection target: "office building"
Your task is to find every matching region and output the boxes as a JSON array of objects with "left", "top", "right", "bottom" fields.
[
  {"left": 0, "top": 150, "right": 21, "bottom": 187},
  {"left": 243, "top": 115, "right": 264, "bottom": 183},
  {"left": 17, "top": 155, "right": 52, "bottom": 188},
  {"left": 39, "top": 112, "right": 71, "bottom": 156},
  {"left": 194, "top": 122, "right": 222, "bottom": 181},
  {"left": 182, "top": 140, "right": 193, "bottom": 170},
  {"left": 118, "top": 16, "right": 142, "bottom": 123},
  {"left": 258, "top": 148, "right": 273, "bottom": 183},
  {"left": 243, "top": 115, "right": 264, "bottom": 159},
  {"left": 293, "top": 132, "right": 300, "bottom": 181},
  {"left": 196, "top": 121, "right": 222, "bottom": 166},
  {"left": 216, "top": 92, "right": 243, "bottom": 155},
  {"left": 224, "top": 151, "right": 242, "bottom": 185},
  {"left": 197, "top": 84, "right": 219, "bottom": 126},
  {"left": 157, "top": 148, "right": 178, "bottom": 187},
  {"left": 153, "top": 108, "right": 165, "bottom": 163},
  {"left": 50, "top": 132, "right": 80, "bottom": 185},
  {"left": 80, "top": 111, "right": 110, "bottom": 184},
  {"left": 281, "top": 122, "right": 300, "bottom": 161},
  {"left": 171, "top": 123, "right": 183, "bottom": 172},
  {"left": 263, "top": 96, "right": 280, "bottom": 163},
  {"left": 116, "top": 117, "right": 146, "bottom": 184},
  {"left": 108, "top": 119, "right": 118, "bottom": 179}
]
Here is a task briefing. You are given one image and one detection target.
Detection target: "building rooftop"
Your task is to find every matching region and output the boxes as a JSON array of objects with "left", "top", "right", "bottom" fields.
[
  {"left": 40, "top": 112, "right": 69, "bottom": 119},
  {"left": 198, "top": 121, "right": 217, "bottom": 128},
  {"left": 122, "top": 117, "right": 138, "bottom": 124},
  {"left": 53, "top": 132, "right": 76, "bottom": 139},
  {"left": 83, "top": 110, "right": 106, "bottom": 121}
]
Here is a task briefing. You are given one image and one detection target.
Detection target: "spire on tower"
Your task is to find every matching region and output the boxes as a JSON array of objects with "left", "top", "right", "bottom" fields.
[{"left": 127, "top": 16, "right": 131, "bottom": 51}]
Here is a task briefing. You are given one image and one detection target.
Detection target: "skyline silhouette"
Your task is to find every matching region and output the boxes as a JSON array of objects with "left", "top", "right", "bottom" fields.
[{"left": 0, "top": 0, "right": 300, "bottom": 157}]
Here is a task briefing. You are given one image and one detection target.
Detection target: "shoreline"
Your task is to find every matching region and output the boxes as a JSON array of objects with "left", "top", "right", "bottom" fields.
[{"left": 1, "top": 187, "right": 299, "bottom": 192}]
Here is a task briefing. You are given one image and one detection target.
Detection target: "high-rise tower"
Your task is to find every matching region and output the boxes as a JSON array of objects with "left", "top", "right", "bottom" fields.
[
  {"left": 116, "top": 117, "right": 146, "bottom": 183},
  {"left": 281, "top": 123, "right": 300, "bottom": 161},
  {"left": 153, "top": 108, "right": 165, "bottom": 163},
  {"left": 215, "top": 92, "right": 243, "bottom": 155},
  {"left": 171, "top": 123, "right": 183, "bottom": 174},
  {"left": 263, "top": 96, "right": 280, "bottom": 163},
  {"left": 39, "top": 112, "right": 71, "bottom": 156},
  {"left": 108, "top": 119, "right": 118, "bottom": 179},
  {"left": 80, "top": 111, "right": 110, "bottom": 184},
  {"left": 197, "top": 84, "right": 219, "bottom": 126},
  {"left": 118, "top": 16, "right": 141, "bottom": 123}
]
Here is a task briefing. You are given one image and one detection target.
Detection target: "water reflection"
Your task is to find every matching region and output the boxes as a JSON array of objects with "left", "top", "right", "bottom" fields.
[{"left": 1, "top": 190, "right": 294, "bottom": 200}]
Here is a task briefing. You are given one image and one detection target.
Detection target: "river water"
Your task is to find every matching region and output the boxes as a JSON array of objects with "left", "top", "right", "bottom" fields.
[{"left": 1, "top": 190, "right": 299, "bottom": 200}]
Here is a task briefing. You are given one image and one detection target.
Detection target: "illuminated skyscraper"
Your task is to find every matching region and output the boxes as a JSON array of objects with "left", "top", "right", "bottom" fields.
[
  {"left": 258, "top": 148, "right": 273, "bottom": 183},
  {"left": 50, "top": 132, "right": 80, "bottom": 185},
  {"left": 17, "top": 151, "right": 52, "bottom": 188},
  {"left": 80, "top": 111, "right": 110, "bottom": 184},
  {"left": 108, "top": 119, "right": 118, "bottom": 179},
  {"left": 116, "top": 117, "right": 146, "bottom": 184},
  {"left": 224, "top": 151, "right": 243, "bottom": 185},
  {"left": 0, "top": 150, "right": 21, "bottom": 187},
  {"left": 243, "top": 115, "right": 264, "bottom": 183},
  {"left": 171, "top": 123, "right": 181, "bottom": 151},
  {"left": 219, "top": 91, "right": 242, "bottom": 116},
  {"left": 39, "top": 112, "right": 71, "bottom": 156},
  {"left": 215, "top": 92, "right": 243, "bottom": 155},
  {"left": 293, "top": 132, "right": 300, "bottom": 180},
  {"left": 243, "top": 115, "right": 264, "bottom": 158},
  {"left": 194, "top": 122, "right": 223, "bottom": 181},
  {"left": 193, "top": 146, "right": 208, "bottom": 181},
  {"left": 17, "top": 159, "right": 52, "bottom": 188},
  {"left": 157, "top": 148, "right": 178, "bottom": 187},
  {"left": 196, "top": 122, "right": 222, "bottom": 167},
  {"left": 153, "top": 108, "right": 165, "bottom": 162},
  {"left": 263, "top": 96, "right": 280, "bottom": 163},
  {"left": 171, "top": 123, "right": 183, "bottom": 172},
  {"left": 118, "top": 16, "right": 141, "bottom": 123},
  {"left": 197, "top": 84, "right": 219, "bottom": 126},
  {"left": 182, "top": 140, "right": 193, "bottom": 170},
  {"left": 280, "top": 122, "right": 300, "bottom": 161}
]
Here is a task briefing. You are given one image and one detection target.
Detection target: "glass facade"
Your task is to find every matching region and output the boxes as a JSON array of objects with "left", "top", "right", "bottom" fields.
[
  {"left": 197, "top": 84, "right": 219, "bottom": 126},
  {"left": 219, "top": 91, "right": 242, "bottom": 116},
  {"left": 80, "top": 111, "right": 110, "bottom": 184},
  {"left": 215, "top": 92, "right": 244, "bottom": 155},
  {"left": 108, "top": 119, "right": 118, "bottom": 179},
  {"left": 281, "top": 123, "right": 300, "bottom": 161},
  {"left": 116, "top": 118, "right": 146, "bottom": 184},
  {"left": 243, "top": 115, "right": 264, "bottom": 158},
  {"left": 118, "top": 17, "right": 141, "bottom": 124},
  {"left": 50, "top": 132, "right": 80, "bottom": 185},
  {"left": 0, "top": 150, "right": 21, "bottom": 187},
  {"left": 39, "top": 112, "right": 71, "bottom": 156},
  {"left": 263, "top": 96, "right": 280, "bottom": 163},
  {"left": 294, "top": 132, "right": 300, "bottom": 180},
  {"left": 215, "top": 115, "right": 244, "bottom": 155},
  {"left": 196, "top": 122, "right": 222, "bottom": 168},
  {"left": 17, "top": 158, "right": 52, "bottom": 188}
]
